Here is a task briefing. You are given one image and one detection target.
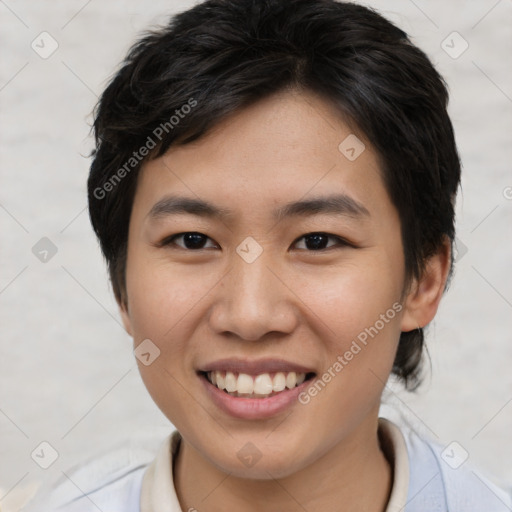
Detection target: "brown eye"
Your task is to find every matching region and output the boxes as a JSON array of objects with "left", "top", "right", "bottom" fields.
[
  {"left": 293, "top": 232, "right": 349, "bottom": 251},
  {"left": 162, "top": 232, "right": 218, "bottom": 250}
]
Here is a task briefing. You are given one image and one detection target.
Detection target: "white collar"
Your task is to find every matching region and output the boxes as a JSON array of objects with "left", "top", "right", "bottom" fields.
[{"left": 140, "top": 418, "right": 410, "bottom": 512}]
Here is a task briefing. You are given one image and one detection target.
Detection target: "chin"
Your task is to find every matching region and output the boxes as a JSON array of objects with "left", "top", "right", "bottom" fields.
[
  {"left": 217, "top": 455, "right": 305, "bottom": 480},
  {"left": 203, "top": 434, "right": 311, "bottom": 480}
]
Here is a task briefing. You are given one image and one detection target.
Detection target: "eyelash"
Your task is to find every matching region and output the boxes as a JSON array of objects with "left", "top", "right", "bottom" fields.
[{"left": 159, "top": 232, "right": 353, "bottom": 252}]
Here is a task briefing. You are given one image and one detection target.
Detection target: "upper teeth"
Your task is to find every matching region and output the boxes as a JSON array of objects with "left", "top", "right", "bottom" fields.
[{"left": 208, "top": 371, "right": 306, "bottom": 397}]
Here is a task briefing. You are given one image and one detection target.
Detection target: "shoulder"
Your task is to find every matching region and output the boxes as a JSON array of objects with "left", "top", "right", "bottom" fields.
[
  {"left": 20, "top": 435, "right": 167, "bottom": 512},
  {"left": 398, "top": 421, "right": 512, "bottom": 512}
]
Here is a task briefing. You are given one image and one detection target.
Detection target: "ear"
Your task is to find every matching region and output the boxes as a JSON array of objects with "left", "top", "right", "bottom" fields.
[
  {"left": 117, "top": 295, "right": 133, "bottom": 337},
  {"left": 401, "top": 237, "right": 452, "bottom": 332}
]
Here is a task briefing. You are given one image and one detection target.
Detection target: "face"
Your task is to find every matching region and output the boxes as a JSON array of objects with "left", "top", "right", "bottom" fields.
[{"left": 121, "top": 89, "right": 412, "bottom": 478}]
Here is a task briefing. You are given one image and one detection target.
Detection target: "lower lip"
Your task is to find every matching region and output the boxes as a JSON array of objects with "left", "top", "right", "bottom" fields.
[{"left": 199, "top": 373, "right": 313, "bottom": 420}]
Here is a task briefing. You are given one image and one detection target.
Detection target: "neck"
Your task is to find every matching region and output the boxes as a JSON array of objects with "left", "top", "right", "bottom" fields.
[{"left": 174, "top": 416, "right": 393, "bottom": 512}]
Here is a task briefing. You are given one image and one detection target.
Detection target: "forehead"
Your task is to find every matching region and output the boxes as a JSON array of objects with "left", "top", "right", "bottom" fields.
[{"left": 133, "top": 89, "right": 393, "bottom": 223}]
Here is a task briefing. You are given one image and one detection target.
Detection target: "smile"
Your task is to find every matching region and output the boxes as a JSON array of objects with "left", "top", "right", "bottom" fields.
[
  {"left": 204, "top": 370, "right": 313, "bottom": 398},
  {"left": 198, "top": 363, "right": 317, "bottom": 419}
]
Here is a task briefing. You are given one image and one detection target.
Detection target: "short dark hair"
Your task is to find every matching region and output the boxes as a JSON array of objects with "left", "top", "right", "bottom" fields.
[{"left": 88, "top": 0, "right": 461, "bottom": 390}]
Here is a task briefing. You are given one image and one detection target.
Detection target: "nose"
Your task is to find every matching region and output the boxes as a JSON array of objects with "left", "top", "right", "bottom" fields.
[{"left": 208, "top": 250, "right": 298, "bottom": 341}]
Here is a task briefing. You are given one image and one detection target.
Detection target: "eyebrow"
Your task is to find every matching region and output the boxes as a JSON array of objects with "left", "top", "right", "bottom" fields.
[{"left": 147, "top": 194, "right": 370, "bottom": 222}]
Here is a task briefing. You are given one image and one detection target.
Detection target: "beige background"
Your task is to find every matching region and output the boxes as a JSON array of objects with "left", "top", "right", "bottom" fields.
[{"left": 1, "top": 0, "right": 511, "bottom": 505}]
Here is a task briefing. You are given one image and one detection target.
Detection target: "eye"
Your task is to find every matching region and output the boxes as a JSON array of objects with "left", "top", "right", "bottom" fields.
[
  {"left": 160, "top": 232, "right": 218, "bottom": 250},
  {"left": 159, "top": 231, "right": 351, "bottom": 252},
  {"left": 292, "top": 232, "right": 350, "bottom": 251}
]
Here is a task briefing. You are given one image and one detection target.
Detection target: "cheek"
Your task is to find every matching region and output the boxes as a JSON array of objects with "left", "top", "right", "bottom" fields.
[
  {"left": 300, "top": 256, "right": 403, "bottom": 342},
  {"left": 124, "top": 256, "right": 207, "bottom": 425},
  {"left": 295, "top": 257, "right": 403, "bottom": 402},
  {"left": 125, "top": 254, "right": 214, "bottom": 341},
  {"left": 289, "top": 270, "right": 402, "bottom": 443}
]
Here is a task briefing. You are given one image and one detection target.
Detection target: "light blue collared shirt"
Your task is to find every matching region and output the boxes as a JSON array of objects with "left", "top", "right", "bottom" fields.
[{"left": 22, "top": 419, "right": 512, "bottom": 512}]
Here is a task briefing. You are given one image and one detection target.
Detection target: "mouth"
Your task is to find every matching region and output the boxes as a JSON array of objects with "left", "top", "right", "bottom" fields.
[
  {"left": 199, "top": 370, "right": 317, "bottom": 399},
  {"left": 197, "top": 358, "right": 317, "bottom": 419}
]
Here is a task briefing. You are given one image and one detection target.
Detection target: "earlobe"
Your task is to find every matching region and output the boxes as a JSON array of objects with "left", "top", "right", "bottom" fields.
[{"left": 400, "top": 238, "right": 452, "bottom": 332}]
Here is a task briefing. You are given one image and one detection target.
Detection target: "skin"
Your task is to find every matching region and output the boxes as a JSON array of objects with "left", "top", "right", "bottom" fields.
[{"left": 119, "top": 89, "right": 451, "bottom": 511}]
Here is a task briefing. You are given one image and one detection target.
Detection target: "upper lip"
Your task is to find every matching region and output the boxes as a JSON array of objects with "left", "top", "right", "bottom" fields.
[{"left": 198, "top": 358, "right": 316, "bottom": 375}]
